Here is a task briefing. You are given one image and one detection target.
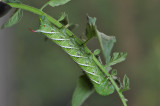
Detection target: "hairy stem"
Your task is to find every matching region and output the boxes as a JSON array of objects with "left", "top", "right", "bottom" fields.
[{"left": 7, "top": 3, "right": 127, "bottom": 106}]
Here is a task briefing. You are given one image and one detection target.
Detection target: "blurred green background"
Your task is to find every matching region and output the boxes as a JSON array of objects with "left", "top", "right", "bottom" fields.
[{"left": 0, "top": 0, "right": 160, "bottom": 106}]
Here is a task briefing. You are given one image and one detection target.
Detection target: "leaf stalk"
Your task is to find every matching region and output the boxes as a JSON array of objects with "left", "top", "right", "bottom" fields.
[{"left": 40, "top": 1, "right": 51, "bottom": 11}]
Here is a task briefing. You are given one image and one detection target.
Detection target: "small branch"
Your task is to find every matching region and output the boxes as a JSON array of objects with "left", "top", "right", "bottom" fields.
[
  {"left": 8, "top": 3, "right": 62, "bottom": 28},
  {"left": 81, "top": 37, "right": 92, "bottom": 45},
  {"left": 40, "top": 1, "right": 51, "bottom": 11},
  {"left": 7, "top": 3, "right": 127, "bottom": 106}
]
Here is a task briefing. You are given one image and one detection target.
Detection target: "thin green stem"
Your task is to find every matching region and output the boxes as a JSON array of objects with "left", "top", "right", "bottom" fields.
[
  {"left": 8, "top": 3, "right": 62, "bottom": 28},
  {"left": 40, "top": 1, "right": 51, "bottom": 11},
  {"left": 7, "top": 3, "right": 127, "bottom": 106},
  {"left": 83, "top": 37, "right": 92, "bottom": 45}
]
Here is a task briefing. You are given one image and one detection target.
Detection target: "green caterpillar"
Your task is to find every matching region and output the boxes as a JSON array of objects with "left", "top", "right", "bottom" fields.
[{"left": 33, "top": 16, "right": 114, "bottom": 96}]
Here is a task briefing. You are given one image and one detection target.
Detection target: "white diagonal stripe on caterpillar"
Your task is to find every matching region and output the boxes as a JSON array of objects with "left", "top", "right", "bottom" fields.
[
  {"left": 66, "top": 53, "right": 87, "bottom": 58},
  {"left": 66, "top": 49, "right": 88, "bottom": 58},
  {"left": 72, "top": 56, "right": 96, "bottom": 67},
  {"left": 38, "top": 30, "right": 59, "bottom": 34},
  {"left": 57, "top": 40, "right": 74, "bottom": 47},
  {"left": 58, "top": 42, "right": 79, "bottom": 49},
  {"left": 83, "top": 70, "right": 96, "bottom": 75},
  {"left": 82, "top": 69, "right": 99, "bottom": 76},
  {"left": 76, "top": 62, "right": 95, "bottom": 67},
  {"left": 51, "top": 38, "right": 70, "bottom": 41},
  {"left": 90, "top": 78, "right": 100, "bottom": 84},
  {"left": 47, "top": 33, "right": 70, "bottom": 41},
  {"left": 83, "top": 66, "right": 99, "bottom": 76},
  {"left": 71, "top": 58, "right": 92, "bottom": 67},
  {"left": 59, "top": 45, "right": 76, "bottom": 49}
]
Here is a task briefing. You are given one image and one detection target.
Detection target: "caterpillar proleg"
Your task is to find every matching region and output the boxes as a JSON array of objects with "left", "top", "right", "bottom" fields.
[{"left": 34, "top": 16, "right": 114, "bottom": 96}]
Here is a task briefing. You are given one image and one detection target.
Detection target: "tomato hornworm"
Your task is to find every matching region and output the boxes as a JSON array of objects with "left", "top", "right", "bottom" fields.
[{"left": 31, "top": 16, "right": 115, "bottom": 96}]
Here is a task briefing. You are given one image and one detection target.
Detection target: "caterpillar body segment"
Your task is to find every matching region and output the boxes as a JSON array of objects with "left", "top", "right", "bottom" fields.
[{"left": 35, "top": 16, "right": 114, "bottom": 96}]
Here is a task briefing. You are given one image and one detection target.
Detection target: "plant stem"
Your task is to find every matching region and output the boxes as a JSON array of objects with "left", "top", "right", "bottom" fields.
[
  {"left": 83, "top": 37, "right": 92, "bottom": 45},
  {"left": 40, "top": 1, "right": 51, "bottom": 11},
  {"left": 7, "top": 3, "right": 127, "bottom": 106}
]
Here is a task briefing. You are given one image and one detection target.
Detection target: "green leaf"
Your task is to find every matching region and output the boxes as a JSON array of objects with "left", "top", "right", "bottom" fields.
[
  {"left": 93, "top": 49, "right": 101, "bottom": 56},
  {"left": 111, "top": 69, "right": 117, "bottom": 76},
  {"left": 72, "top": 75, "right": 94, "bottom": 106},
  {"left": 1, "top": 9, "right": 23, "bottom": 29},
  {"left": 107, "top": 52, "right": 127, "bottom": 67},
  {"left": 58, "top": 12, "right": 78, "bottom": 30},
  {"left": 58, "top": 12, "right": 69, "bottom": 26},
  {"left": 49, "top": 0, "right": 71, "bottom": 7},
  {"left": 87, "top": 15, "right": 96, "bottom": 25},
  {"left": 85, "top": 15, "right": 97, "bottom": 39},
  {"left": 97, "top": 31, "right": 116, "bottom": 63},
  {"left": 58, "top": 12, "right": 66, "bottom": 21},
  {"left": 120, "top": 75, "right": 130, "bottom": 92}
]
